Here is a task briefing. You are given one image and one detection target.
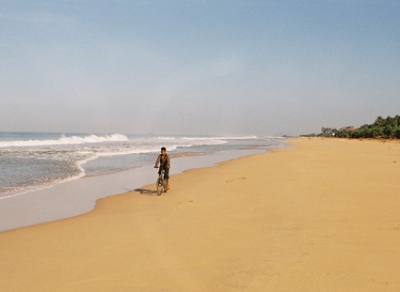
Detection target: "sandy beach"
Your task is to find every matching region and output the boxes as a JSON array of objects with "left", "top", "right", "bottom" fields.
[{"left": 1, "top": 137, "right": 400, "bottom": 291}]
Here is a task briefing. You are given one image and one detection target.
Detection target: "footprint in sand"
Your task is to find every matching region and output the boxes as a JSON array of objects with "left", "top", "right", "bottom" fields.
[
  {"left": 225, "top": 177, "right": 247, "bottom": 183},
  {"left": 177, "top": 200, "right": 194, "bottom": 208}
]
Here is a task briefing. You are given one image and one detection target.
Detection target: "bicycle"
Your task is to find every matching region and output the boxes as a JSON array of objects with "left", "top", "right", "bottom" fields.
[{"left": 156, "top": 169, "right": 166, "bottom": 196}]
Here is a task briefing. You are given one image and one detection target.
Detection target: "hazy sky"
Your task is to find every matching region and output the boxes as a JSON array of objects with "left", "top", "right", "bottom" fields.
[{"left": 1, "top": 0, "right": 399, "bottom": 136}]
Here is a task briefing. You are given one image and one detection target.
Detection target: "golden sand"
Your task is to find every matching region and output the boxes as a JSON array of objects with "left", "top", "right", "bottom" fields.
[{"left": 1, "top": 138, "right": 400, "bottom": 291}]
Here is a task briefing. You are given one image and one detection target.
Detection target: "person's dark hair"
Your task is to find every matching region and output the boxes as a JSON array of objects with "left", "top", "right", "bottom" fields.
[{"left": 161, "top": 147, "right": 166, "bottom": 151}]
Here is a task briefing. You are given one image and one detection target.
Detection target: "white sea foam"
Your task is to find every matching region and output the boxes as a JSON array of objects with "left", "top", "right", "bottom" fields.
[
  {"left": 182, "top": 135, "right": 258, "bottom": 140},
  {"left": 0, "top": 133, "right": 128, "bottom": 148}
]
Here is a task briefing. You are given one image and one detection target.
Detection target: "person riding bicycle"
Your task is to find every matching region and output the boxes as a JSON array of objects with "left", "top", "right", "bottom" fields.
[{"left": 154, "top": 147, "right": 171, "bottom": 191}]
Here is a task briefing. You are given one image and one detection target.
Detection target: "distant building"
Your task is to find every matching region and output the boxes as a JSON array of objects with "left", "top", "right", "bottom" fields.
[{"left": 340, "top": 126, "right": 357, "bottom": 131}]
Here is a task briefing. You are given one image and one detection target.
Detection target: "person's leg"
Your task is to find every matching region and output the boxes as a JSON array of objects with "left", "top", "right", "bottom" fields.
[{"left": 164, "top": 168, "right": 170, "bottom": 190}]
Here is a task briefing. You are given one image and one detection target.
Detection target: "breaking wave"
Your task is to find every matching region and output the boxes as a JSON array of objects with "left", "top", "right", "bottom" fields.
[{"left": 0, "top": 134, "right": 128, "bottom": 148}]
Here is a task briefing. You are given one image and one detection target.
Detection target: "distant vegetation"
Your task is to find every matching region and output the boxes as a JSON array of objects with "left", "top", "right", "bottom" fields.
[{"left": 302, "top": 115, "right": 400, "bottom": 139}]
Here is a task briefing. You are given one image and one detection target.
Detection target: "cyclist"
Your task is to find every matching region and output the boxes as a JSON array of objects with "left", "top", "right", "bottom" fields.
[{"left": 154, "top": 147, "right": 171, "bottom": 191}]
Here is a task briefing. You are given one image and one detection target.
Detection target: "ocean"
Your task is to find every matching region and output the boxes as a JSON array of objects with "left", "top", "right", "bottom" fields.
[{"left": 0, "top": 132, "right": 286, "bottom": 199}]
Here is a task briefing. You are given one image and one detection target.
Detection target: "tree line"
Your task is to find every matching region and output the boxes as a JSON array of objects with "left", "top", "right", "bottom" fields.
[{"left": 302, "top": 115, "right": 400, "bottom": 139}]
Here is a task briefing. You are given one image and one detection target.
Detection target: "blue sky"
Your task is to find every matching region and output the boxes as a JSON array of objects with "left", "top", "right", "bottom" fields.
[{"left": 1, "top": 0, "right": 399, "bottom": 136}]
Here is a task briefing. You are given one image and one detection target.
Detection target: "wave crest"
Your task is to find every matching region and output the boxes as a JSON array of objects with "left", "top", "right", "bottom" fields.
[{"left": 0, "top": 134, "right": 128, "bottom": 148}]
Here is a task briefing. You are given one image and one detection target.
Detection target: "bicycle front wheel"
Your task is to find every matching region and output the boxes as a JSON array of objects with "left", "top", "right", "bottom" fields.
[{"left": 156, "top": 178, "right": 164, "bottom": 196}]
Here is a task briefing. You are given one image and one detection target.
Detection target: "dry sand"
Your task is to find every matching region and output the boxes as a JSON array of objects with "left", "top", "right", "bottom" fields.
[{"left": 1, "top": 137, "right": 400, "bottom": 291}]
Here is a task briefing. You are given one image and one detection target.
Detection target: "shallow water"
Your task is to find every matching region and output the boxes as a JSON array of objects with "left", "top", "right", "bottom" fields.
[{"left": 0, "top": 132, "right": 282, "bottom": 198}]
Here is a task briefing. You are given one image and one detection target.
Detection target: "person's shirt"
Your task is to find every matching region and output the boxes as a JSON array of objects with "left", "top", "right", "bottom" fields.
[{"left": 155, "top": 154, "right": 170, "bottom": 169}]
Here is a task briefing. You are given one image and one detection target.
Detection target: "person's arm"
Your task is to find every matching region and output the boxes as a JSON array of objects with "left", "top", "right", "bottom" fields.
[
  {"left": 154, "top": 154, "right": 161, "bottom": 168},
  {"left": 166, "top": 154, "right": 171, "bottom": 168}
]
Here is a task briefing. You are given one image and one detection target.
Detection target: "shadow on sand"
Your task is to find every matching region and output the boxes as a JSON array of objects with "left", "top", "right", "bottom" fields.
[{"left": 134, "top": 188, "right": 158, "bottom": 196}]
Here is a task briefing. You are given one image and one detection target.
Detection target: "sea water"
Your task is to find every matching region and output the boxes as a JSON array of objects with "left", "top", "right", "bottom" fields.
[{"left": 0, "top": 132, "right": 285, "bottom": 200}]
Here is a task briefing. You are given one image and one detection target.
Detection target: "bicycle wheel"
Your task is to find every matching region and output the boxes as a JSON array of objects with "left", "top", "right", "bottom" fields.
[{"left": 156, "top": 177, "right": 164, "bottom": 196}]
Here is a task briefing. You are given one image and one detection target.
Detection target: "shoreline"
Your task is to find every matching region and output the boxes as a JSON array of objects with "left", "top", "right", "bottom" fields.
[
  {"left": 1, "top": 137, "right": 400, "bottom": 291},
  {"left": 0, "top": 144, "right": 285, "bottom": 232}
]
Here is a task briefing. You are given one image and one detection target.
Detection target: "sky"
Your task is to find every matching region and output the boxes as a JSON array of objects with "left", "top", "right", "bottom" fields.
[{"left": 1, "top": 0, "right": 400, "bottom": 136}]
